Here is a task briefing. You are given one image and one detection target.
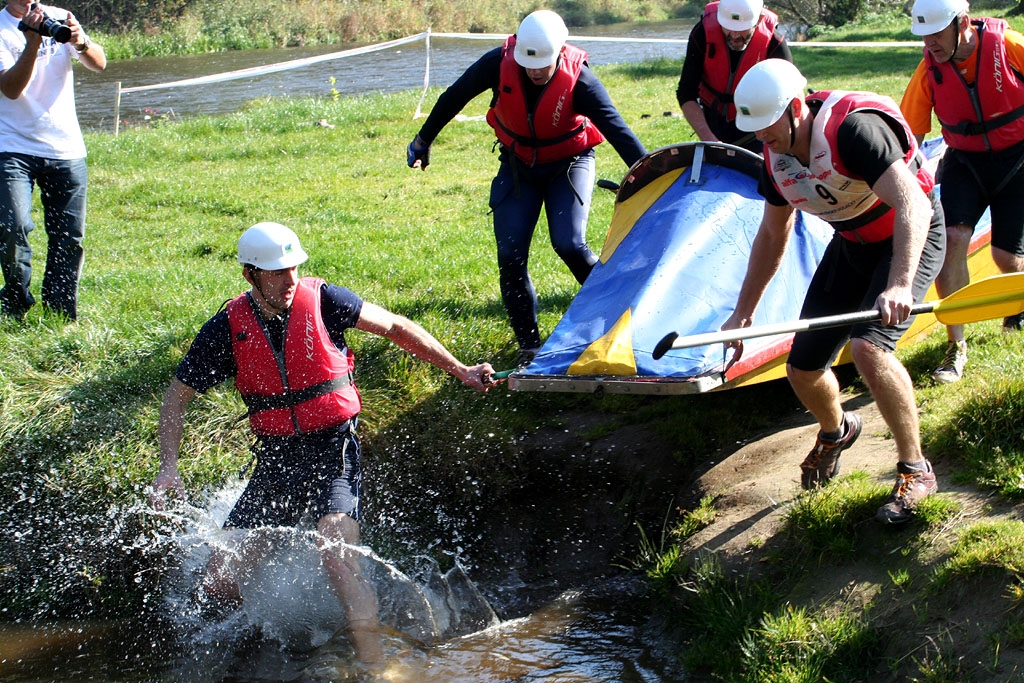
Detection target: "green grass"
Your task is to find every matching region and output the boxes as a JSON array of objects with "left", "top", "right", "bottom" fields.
[{"left": 3, "top": 27, "right": 1024, "bottom": 681}]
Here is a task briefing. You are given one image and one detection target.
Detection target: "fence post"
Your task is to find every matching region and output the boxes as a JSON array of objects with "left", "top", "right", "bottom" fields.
[
  {"left": 114, "top": 81, "right": 121, "bottom": 136},
  {"left": 414, "top": 28, "right": 431, "bottom": 119}
]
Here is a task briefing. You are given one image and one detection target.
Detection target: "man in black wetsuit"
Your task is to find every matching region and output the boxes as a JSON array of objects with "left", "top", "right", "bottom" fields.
[
  {"left": 675, "top": 0, "right": 792, "bottom": 153},
  {"left": 406, "top": 9, "right": 647, "bottom": 367}
]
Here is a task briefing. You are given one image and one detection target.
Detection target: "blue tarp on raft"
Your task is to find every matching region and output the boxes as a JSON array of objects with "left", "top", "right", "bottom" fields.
[
  {"left": 509, "top": 142, "right": 835, "bottom": 393},
  {"left": 508, "top": 139, "right": 991, "bottom": 394},
  {"left": 512, "top": 140, "right": 991, "bottom": 395}
]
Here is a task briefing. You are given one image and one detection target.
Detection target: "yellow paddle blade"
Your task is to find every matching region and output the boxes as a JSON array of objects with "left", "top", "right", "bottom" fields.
[{"left": 934, "top": 272, "right": 1024, "bottom": 325}]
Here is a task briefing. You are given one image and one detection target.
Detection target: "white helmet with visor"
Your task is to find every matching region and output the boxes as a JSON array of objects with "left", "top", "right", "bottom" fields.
[
  {"left": 718, "top": 0, "right": 763, "bottom": 32},
  {"left": 910, "top": 0, "right": 969, "bottom": 36},
  {"left": 514, "top": 10, "right": 569, "bottom": 69}
]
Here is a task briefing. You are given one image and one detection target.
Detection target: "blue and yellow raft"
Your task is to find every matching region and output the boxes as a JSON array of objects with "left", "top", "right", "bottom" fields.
[{"left": 508, "top": 141, "right": 993, "bottom": 394}]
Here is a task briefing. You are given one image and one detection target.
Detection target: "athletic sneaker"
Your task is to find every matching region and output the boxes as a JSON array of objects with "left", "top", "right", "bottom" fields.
[
  {"left": 931, "top": 340, "right": 967, "bottom": 384},
  {"left": 876, "top": 460, "right": 938, "bottom": 525},
  {"left": 800, "top": 411, "right": 862, "bottom": 489},
  {"left": 514, "top": 346, "right": 542, "bottom": 368},
  {"left": 1003, "top": 312, "right": 1024, "bottom": 334}
]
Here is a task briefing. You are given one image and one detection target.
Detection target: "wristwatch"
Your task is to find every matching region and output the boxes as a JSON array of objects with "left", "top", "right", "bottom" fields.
[{"left": 75, "top": 36, "right": 91, "bottom": 53}]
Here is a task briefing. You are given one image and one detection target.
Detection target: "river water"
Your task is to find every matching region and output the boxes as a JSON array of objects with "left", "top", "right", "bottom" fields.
[
  {"left": 73, "top": 19, "right": 694, "bottom": 132},
  {"left": 1, "top": 20, "right": 697, "bottom": 683},
  {"left": 0, "top": 476, "right": 688, "bottom": 682}
]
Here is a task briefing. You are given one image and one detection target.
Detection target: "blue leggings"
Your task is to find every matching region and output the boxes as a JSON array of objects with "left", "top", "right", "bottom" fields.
[{"left": 489, "top": 150, "right": 597, "bottom": 349}]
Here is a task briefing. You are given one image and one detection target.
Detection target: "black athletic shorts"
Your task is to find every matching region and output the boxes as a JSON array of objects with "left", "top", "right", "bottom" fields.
[
  {"left": 788, "top": 191, "right": 946, "bottom": 372},
  {"left": 225, "top": 420, "right": 361, "bottom": 530},
  {"left": 938, "top": 141, "right": 1024, "bottom": 257}
]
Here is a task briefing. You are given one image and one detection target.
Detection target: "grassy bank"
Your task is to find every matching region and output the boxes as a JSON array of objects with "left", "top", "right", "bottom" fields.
[{"left": 1, "top": 25, "right": 1024, "bottom": 681}]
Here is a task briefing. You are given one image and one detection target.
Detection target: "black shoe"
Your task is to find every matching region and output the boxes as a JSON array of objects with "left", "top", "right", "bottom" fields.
[
  {"left": 1003, "top": 312, "right": 1024, "bottom": 334},
  {"left": 0, "top": 302, "right": 28, "bottom": 321},
  {"left": 514, "top": 346, "right": 541, "bottom": 368}
]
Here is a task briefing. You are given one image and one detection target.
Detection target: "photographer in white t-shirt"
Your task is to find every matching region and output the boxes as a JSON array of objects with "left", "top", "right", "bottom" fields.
[{"left": 0, "top": 0, "right": 105, "bottom": 320}]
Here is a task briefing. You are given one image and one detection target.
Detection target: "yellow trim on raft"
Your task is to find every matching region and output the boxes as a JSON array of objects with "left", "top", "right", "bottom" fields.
[
  {"left": 600, "top": 168, "right": 686, "bottom": 264},
  {"left": 717, "top": 244, "right": 1000, "bottom": 391},
  {"left": 567, "top": 308, "right": 637, "bottom": 375}
]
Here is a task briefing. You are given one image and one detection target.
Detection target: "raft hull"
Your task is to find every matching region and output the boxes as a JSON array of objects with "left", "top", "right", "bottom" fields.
[{"left": 509, "top": 141, "right": 992, "bottom": 394}]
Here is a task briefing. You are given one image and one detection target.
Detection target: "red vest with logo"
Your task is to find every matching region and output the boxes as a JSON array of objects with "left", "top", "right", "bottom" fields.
[
  {"left": 925, "top": 17, "right": 1024, "bottom": 153},
  {"left": 698, "top": 2, "right": 779, "bottom": 121},
  {"left": 485, "top": 36, "right": 605, "bottom": 166},
  {"left": 226, "top": 277, "right": 360, "bottom": 436},
  {"left": 766, "top": 91, "right": 934, "bottom": 243}
]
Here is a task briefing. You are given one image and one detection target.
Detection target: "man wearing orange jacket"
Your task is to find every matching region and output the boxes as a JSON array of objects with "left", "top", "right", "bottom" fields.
[{"left": 901, "top": 0, "right": 1024, "bottom": 383}]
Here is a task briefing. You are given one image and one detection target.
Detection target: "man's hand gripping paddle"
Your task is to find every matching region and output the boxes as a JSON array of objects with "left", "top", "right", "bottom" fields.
[{"left": 653, "top": 272, "right": 1024, "bottom": 359}]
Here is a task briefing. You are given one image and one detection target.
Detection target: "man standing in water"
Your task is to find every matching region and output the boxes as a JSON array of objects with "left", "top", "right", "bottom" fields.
[
  {"left": 149, "top": 222, "right": 494, "bottom": 665},
  {"left": 722, "top": 60, "right": 946, "bottom": 524}
]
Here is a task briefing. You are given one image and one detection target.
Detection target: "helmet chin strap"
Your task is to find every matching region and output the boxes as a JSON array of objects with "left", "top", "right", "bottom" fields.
[
  {"left": 248, "top": 267, "right": 287, "bottom": 317},
  {"left": 787, "top": 102, "right": 797, "bottom": 152},
  {"left": 950, "top": 18, "right": 960, "bottom": 60}
]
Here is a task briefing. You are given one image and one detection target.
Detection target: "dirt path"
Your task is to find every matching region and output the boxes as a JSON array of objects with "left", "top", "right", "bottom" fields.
[
  {"left": 681, "top": 389, "right": 1002, "bottom": 559},
  {"left": 670, "top": 388, "right": 1024, "bottom": 680},
  {"left": 685, "top": 391, "right": 897, "bottom": 554}
]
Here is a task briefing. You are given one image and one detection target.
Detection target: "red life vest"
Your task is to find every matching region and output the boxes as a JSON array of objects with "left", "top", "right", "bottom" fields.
[
  {"left": 925, "top": 17, "right": 1024, "bottom": 153},
  {"left": 485, "top": 36, "right": 605, "bottom": 166},
  {"left": 766, "top": 91, "right": 934, "bottom": 244},
  {"left": 226, "top": 277, "right": 360, "bottom": 436},
  {"left": 698, "top": 1, "right": 779, "bottom": 122}
]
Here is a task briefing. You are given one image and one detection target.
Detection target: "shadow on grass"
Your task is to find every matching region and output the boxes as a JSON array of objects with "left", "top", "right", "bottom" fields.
[{"left": 0, "top": 326, "right": 206, "bottom": 621}]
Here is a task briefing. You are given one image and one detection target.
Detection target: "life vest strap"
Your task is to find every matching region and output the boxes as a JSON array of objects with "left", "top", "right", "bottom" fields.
[
  {"left": 492, "top": 117, "right": 586, "bottom": 149},
  {"left": 941, "top": 102, "right": 1024, "bottom": 137},
  {"left": 241, "top": 376, "right": 352, "bottom": 415}
]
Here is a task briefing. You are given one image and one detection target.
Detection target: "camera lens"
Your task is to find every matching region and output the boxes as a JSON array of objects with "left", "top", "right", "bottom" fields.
[{"left": 40, "top": 17, "right": 72, "bottom": 43}]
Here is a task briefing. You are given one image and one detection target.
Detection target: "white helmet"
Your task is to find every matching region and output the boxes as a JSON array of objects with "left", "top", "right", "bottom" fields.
[
  {"left": 237, "top": 222, "right": 308, "bottom": 270},
  {"left": 514, "top": 10, "right": 568, "bottom": 69},
  {"left": 718, "top": 0, "right": 763, "bottom": 32},
  {"left": 733, "top": 59, "right": 807, "bottom": 131},
  {"left": 910, "top": 0, "right": 969, "bottom": 35}
]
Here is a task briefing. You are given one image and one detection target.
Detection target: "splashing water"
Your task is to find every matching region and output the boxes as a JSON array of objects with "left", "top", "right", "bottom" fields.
[
  {"left": 145, "top": 478, "right": 501, "bottom": 681},
  {"left": 1, "top": 469, "right": 687, "bottom": 681}
]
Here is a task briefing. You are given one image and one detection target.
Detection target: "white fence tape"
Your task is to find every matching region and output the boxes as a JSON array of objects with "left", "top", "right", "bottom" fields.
[{"left": 113, "top": 31, "right": 921, "bottom": 134}]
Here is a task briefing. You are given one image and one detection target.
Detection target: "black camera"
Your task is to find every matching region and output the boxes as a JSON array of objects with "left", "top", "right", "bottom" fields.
[{"left": 18, "top": 7, "right": 72, "bottom": 44}]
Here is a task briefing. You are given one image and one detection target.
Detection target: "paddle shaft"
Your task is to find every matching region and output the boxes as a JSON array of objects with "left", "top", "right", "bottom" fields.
[
  {"left": 655, "top": 306, "right": 904, "bottom": 355},
  {"left": 655, "top": 282, "right": 1024, "bottom": 357}
]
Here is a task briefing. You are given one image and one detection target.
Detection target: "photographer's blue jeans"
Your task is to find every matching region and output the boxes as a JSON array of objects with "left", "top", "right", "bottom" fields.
[
  {"left": 489, "top": 150, "right": 597, "bottom": 350},
  {"left": 0, "top": 153, "right": 87, "bottom": 319}
]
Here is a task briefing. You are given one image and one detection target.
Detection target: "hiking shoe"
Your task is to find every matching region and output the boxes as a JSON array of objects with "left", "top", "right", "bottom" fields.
[
  {"left": 800, "top": 411, "right": 862, "bottom": 489},
  {"left": 514, "top": 346, "right": 541, "bottom": 368},
  {"left": 1003, "top": 312, "right": 1024, "bottom": 334},
  {"left": 931, "top": 340, "right": 967, "bottom": 384},
  {"left": 876, "top": 460, "right": 938, "bottom": 525}
]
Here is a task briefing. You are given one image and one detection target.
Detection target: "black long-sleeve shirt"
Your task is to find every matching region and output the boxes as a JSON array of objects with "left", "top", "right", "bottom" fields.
[
  {"left": 676, "top": 20, "right": 792, "bottom": 143},
  {"left": 417, "top": 46, "right": 647, "bottom": 167}
]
